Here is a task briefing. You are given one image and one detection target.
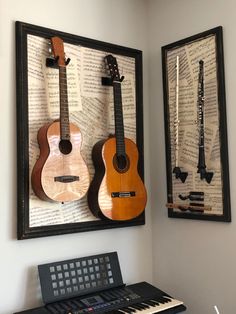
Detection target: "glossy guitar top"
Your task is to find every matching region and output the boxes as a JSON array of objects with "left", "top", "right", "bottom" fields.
[{"left": 88, "top": 137, "right": 147, "bottom": 220}]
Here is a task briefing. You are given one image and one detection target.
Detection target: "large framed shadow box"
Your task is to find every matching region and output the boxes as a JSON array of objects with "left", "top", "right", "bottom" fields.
[
  {"left": 16, "top": 21, "right": 145, "bottom": 239},
  {"left": 162, "top": 26, "right": 231, "bottom": 222}
]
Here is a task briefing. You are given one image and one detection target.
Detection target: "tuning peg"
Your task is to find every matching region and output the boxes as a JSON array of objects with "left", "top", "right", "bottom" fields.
[
  {"left": 48, "top": 41, "right": 52, "bottom": 52},
  {"left": 65, "top": 58, "right": 71, "bottom": 65}
]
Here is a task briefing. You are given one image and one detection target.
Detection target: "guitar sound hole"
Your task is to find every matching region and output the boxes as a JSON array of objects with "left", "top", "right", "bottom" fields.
[
  {"left": 113, "top": 154, "right": 130, "bottom": 173},
  {"left": 59, "top": 140, "right": 72, "bottom": 155}
]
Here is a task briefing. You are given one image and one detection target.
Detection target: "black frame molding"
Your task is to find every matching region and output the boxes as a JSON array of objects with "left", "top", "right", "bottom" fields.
[
  {"left": 162, "top": 26, "right": 231, "bottom": 222},
  {"left": 16, "top": 21, "right": 145, "bottom": 239}
]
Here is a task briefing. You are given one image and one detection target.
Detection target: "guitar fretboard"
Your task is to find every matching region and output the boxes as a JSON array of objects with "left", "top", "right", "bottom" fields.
[
  {"left": 59, "top": 66, "right": 70, "bottom": 140},
  {"left": 113, "top": 82, "right": 125, "bottom": 156}
]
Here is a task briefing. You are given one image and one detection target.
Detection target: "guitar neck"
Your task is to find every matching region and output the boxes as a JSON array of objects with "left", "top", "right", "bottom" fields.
[
  {"left": 59, "top": 66, "right": 70, "bottom": 140},
  {"left": 113, "top": 82, "right": 125, "bottom": 156}
]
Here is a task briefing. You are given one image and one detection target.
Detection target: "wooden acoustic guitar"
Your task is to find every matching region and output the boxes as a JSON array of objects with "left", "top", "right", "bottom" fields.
[
  {"left": 88, "top": 54, "right": 147, "bottom": 220},
  {"left": 31, "top": 37, "right": 90, "bottom": 202}
]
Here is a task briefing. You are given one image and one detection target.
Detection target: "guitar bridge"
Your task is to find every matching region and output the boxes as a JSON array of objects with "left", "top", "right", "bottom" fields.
[
  {"left": 111, "top": 191, "right": 136, "bottom": 198},
  {"left": 54, "top": 175, "right": 80, "bottom": 183}
]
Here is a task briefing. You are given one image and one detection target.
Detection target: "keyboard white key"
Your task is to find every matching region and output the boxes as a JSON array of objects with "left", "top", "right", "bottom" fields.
[{"left": 117, "top": 297, "right": 184, "bottom": 313}]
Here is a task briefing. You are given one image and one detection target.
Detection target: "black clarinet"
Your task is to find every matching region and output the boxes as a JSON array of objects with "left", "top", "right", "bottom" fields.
[{"left": 197, "top": 60, "right": 213, "bottom": 184}]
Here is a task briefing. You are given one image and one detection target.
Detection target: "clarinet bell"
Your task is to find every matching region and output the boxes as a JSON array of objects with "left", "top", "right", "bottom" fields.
[
  {"left": 205, "top": 171, "right": 214, "bottom": 184},
  {"left": 200, "top": 169, "right": 214, "bottom": 184},
  {"left": 173, "top": 167, "right": 188, "bottom": 183},
  {"left": 179, "top": 171, "right": 188, "bottom": 183}
]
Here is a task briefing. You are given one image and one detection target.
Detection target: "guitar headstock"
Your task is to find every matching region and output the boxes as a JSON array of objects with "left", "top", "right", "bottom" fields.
[
  {"left": 51, "top": 36, "right": 66, "bottom": 67},
  {"left": 105, "top": 54, "right": 123, "bottom": 82}
]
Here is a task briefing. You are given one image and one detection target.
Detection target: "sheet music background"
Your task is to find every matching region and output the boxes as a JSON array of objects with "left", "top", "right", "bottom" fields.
[
  {"left": 166, "top": 34, "right": 223, "bottom": 215},
  {"left": 27, "top": 35, "right": 137, "bottom": 227}
]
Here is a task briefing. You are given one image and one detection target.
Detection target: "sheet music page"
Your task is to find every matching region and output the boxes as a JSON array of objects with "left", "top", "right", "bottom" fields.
[
  {"left": 80, "top": 47, "right": 136, "bottom": 141},
  {"left": 167, "top": 34, "right": 223, "bottom": 215},
  {"left": 27, "top": 35, "right": 136, "bottom": 227},
  {"left": 107, "top": 74, "right": 136, "bottom": 142},
  {"left": 43, "top": 49, "right": 82, "bottom": 119}
]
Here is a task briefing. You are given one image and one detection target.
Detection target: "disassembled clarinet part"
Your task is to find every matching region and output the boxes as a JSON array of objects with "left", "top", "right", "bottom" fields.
[
  {"left": 196, "top": 60, "right": 214, "bottom": 184},
  {"left": 173, "top": 55, "right": 188, "bottom": 183},
  {"left": 167, "top": 190, "right": 211, "bottom": 213},
  {"left": 179, "top": 191, "right": 204, "bottom": 201},
  {"left": 166, "top": 202, "right": 211, "bottom": 213}
]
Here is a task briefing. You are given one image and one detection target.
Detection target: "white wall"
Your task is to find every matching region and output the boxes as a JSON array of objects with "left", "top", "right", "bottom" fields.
[
  {"left": 148, "top": 0, "right": 236, "bottom": 313},
  {"left": 0, "top": 1, "right": 152, "bottom": 313},
  {"left": 2, "top": 0, "right": 236, "bottom": 313}
]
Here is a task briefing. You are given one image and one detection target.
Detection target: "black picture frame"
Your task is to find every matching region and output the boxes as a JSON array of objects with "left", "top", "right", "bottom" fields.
[
  {"left": 16, "top": 21, "right": 145, "bottom": 239},
  {"left": 162, "top": 26, "right": 231, "bottom": 222}
]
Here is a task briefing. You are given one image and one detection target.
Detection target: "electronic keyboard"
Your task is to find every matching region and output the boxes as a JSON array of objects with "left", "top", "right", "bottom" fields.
[{"left": 14, "top": 252, "right": 186, "bottom": 314}]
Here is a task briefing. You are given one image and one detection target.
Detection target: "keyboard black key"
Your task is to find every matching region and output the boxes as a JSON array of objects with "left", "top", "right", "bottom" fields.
[
  {"left": 143, "top": 300, "right": 156, "bottom": 306},
  {"left": 46, "top": 305, "right": 58, "bottom": 314},
  {"left": 122, "top": 307, "right": 135, "bottom": 313}
]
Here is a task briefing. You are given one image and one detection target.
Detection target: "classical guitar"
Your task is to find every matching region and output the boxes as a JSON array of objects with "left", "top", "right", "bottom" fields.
[
  {"left": 31, "top": 37, "right": 90, "bottom": 202},
  {"left": 88, "top": 54, "right": 147, "bottom": 220}
]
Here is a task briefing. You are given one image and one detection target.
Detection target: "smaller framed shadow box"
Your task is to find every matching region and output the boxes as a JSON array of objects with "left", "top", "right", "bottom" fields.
[
  {"left": 162, "top": 26, "right": 231, "bottom": 222},
  {"left": 16, "top": 21, "right": 145, "bottom": 239}
]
